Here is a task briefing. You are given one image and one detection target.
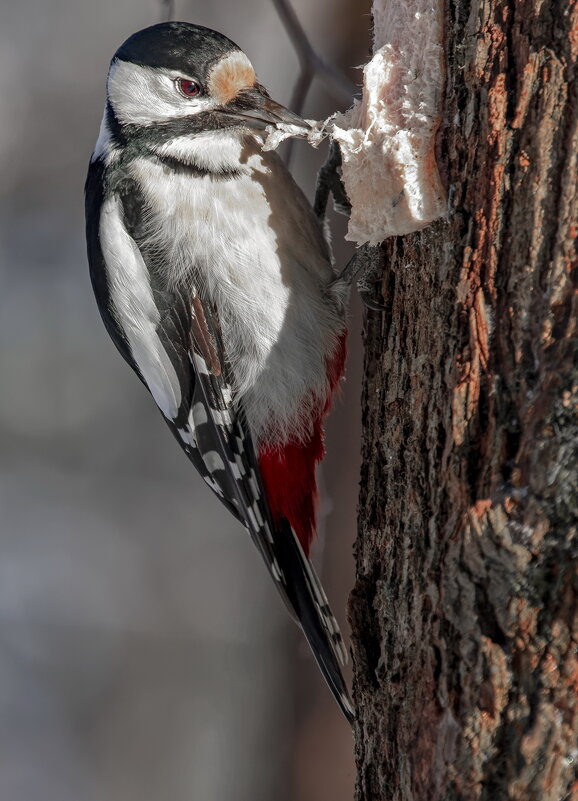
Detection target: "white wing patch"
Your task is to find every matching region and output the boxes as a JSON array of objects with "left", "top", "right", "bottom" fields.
[
  {"left": 99, "top": 195, "right": 182, "bottom": 419},
  {"left": 177, "top": 427, "right": 196, "bottom": 447},
  {"left": 204, "top": 451, "right": 226, "bottom": 473},
  {"left": 190, "top": 401, "right": 208, "bottom": 426}
]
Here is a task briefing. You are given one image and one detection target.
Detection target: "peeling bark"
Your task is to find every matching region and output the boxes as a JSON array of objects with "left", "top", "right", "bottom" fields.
[{"left": 349, "top": 1, "right": 578, "bottom": 799}]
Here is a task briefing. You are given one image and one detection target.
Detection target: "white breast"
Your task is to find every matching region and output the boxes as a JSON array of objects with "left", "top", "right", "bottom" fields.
[{"left": 129, "top": 137, "right": 346, "bottom": 446}]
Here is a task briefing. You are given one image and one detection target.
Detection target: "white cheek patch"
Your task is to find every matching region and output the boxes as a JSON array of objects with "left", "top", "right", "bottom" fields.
[
  {"left": 99, "top": 195, "right": 182, "bottom": 419},
  {"left": 107, "top": 59, "right": 217, "bottom": 125},
  {"left": 154, "top": 130, "right": 243, "bottom": 173}
]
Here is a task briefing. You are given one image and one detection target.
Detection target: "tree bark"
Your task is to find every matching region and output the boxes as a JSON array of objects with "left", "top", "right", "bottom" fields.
[{"left": 349, "top": 1, "right": 578, "bottom": 799}]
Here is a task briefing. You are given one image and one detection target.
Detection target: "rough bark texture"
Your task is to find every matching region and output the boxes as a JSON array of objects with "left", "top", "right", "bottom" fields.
[{"left": 349, "top": 1, "right": 578, "bottom": 799}]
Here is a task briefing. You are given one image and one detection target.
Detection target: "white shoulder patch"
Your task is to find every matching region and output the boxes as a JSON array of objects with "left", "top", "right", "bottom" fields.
[{"left": 99, "top": 195, "right": 182, "bottom": 419}]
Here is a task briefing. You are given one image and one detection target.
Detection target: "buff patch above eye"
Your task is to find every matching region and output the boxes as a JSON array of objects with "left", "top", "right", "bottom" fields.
[{"left": 207, "top": 51, "right": 256, "bottom": 104}]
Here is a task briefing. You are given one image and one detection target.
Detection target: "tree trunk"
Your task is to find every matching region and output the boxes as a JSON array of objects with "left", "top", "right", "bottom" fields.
[{"left": 349, "top": 1, "right": 578, "bottom": 799}]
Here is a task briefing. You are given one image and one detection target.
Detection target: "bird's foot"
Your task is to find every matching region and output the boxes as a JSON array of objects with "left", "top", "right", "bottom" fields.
[
  {"left": 333, "top": 244, "right": 386, "bottom": 312},
  {"left": 314, "top": 140, "right": 351, "bottom": 220},
  {"left": 315, "top": 143, "right": 385, "bottom": 311}
]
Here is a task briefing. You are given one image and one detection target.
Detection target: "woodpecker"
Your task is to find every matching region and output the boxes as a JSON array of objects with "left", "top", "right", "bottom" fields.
[{"left": 85, "top": 22, "right": 352, "bottom": 721}]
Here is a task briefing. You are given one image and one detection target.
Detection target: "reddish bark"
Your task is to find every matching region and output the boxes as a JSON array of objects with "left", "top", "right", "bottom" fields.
[{"left": 350, "top": 0, "right": 578, "bottom": 798}]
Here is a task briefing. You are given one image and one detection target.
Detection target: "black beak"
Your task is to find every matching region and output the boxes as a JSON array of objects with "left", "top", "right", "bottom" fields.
[{"left": 219, "top": 88, "right": 310, "bottom": 131}]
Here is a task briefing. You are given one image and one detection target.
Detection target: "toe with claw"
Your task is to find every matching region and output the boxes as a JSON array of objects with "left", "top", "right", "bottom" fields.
[
  {"left": 333, "top": 244, "right": 386, "bottom": 312},
  {"left": 316, "top": 143, "right": 386, "bottom": 312}
]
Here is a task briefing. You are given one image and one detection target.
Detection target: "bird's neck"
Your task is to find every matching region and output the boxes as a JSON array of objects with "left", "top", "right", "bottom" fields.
[
  {"left": 149, "top": 130, "right": 250, "bottom": 175},
  {"left": 93, "top": 101, "right": 267, "bottom": 178}
]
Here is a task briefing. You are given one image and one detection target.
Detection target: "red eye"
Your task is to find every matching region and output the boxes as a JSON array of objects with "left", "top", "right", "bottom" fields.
[{"left": 176, "top": 78, "right": 201, "bottom": 98}]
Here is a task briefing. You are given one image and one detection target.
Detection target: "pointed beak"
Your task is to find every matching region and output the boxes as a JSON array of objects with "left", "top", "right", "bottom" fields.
[{"left": 220, "top": 88, "right": 310, "bottom": 131}]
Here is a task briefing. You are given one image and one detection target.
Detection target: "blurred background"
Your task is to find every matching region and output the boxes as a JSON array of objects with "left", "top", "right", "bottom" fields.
[{"left": 0, "top": 1, "right": 370, "bottom": 799}]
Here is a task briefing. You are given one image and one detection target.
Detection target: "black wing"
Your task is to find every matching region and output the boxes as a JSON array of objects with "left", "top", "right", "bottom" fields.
[{"left": 181, "top": 293, "right": 353, "bottom": 722}]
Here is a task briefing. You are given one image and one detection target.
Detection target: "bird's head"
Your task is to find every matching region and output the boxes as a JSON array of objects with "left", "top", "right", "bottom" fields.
[{"left": 105, "top": 22, "right": 308, "bottom": 138}]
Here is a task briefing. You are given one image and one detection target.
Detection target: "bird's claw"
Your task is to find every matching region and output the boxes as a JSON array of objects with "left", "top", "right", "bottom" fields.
[
  {"left": 314, "top": 144, "right": 385, "bottom": 311},
  {"left": 357, "top": 276, "right": 387, "bottom": 312},
  {"left": 332, "top": 244, "right": 386, "bottom": 311}
]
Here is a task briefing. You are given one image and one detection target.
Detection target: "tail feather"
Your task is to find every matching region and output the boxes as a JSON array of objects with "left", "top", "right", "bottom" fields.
[{"left": 273, "top": 518, "right": 354, "bottom": 723}]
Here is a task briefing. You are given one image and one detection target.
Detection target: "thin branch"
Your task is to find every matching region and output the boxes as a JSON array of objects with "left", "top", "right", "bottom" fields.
[
  {"left": 282, "top": 69, "right": 314, "bottom": 166},
  {"left": 272, "top": 0, "right": 357, "bottom": 165},
  {"left": 272, "top": 0, "right": 356, "bottom": 105}
]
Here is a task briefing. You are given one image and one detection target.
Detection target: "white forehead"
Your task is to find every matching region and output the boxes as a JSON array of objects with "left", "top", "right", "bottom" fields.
[{"left": 107, "top": 58, "right": 216, "bottom": 125}]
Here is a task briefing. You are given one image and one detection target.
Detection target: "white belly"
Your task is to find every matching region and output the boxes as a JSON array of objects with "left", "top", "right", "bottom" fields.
[{"left": 130, "top": 146, "right": 346, "bottom": 445}]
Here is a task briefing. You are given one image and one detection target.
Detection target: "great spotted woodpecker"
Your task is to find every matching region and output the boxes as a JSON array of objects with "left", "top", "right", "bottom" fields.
[{"left": 85, "top": 21, "right": 352, "bottom": 721}]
